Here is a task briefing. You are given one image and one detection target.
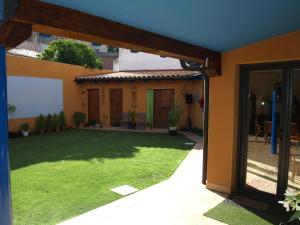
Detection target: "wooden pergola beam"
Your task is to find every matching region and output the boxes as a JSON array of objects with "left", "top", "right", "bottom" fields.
[
  {"left": 0, "top": 20, "right": 32, "bottom": 47},
  {"left": 1, "top": 0, "right": 222, "bottom": 75}
]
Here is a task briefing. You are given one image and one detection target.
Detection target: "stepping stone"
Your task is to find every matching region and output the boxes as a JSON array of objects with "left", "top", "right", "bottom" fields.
[
  {"left": 110, "top": 185, "right": 139, "bottom": 196},
  {"left": 185, "top": 142, "right": 195, "bottom": 145}
]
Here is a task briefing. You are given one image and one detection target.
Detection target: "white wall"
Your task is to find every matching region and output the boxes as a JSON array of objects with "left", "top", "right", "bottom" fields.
[
  {"left": 114, "top": 48, "right": 182, "bottom": 71},
  {"left": 7, "top": 76, "right": 63, "bottom": 119}
]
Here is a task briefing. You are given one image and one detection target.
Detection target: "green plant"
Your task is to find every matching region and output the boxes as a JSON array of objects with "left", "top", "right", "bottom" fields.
[
  {"left": 58, "top": 111, "right": 66, "bottom": 128},
  {"left": 38, "top": 39, "right": 103, "bottom": 69},
  {"left": 52, "top": 114, "right": 59, "bottom": 129},
  {"left": 168, "top": 104, "right": 182, "bottom": 127},
  {"left": 130, "top": 110, "right": 136, "bottom": 123},
  {"left": 20, "top": 123, "right": 29, "bottom": 131},
  {"left": 279, "top": 189, "right": 300, "bottom": 213},
  {"left": 37, "top": 115, "right": 46, "bottom": 130},
  {"left": 8, "top": 104, "right": 17, "bottom": 114},
  {"left": 46, "top": 114, "right": 52, "bottom": 129},
  {"left": 73, "top": 112, "right": 86, "bottom": 127}
]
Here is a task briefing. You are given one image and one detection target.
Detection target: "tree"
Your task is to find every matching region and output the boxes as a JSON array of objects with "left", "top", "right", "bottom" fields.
[{"left": 38, "top": 39, "right": 103, "bottom": 69}]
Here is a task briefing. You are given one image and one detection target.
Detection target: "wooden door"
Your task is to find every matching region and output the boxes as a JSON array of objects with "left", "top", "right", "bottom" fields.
[
  {"left": 110, "top": 89, "right": 123, "bottom": 126},
  {"left": 153, "top": 89, "right": 175, "bottom": 128},
  {"left": 88, "top": 89, "right": 100, "bottom": 122}
]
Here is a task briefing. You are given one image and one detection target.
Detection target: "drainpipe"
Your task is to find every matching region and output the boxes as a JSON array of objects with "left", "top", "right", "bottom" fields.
[
  {"left": 0, "top": 46, "right": 13, "bottom": 225},
  {"left": 202, "top": 74, "right": 209, "bottom": 185}
]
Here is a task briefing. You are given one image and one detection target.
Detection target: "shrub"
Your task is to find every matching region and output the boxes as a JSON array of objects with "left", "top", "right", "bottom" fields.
[
  {"left": 58, "top": 111, "right": 66, "bottom": 128},
  {"left": 8, "top": 104, "right": 16, "bottom": 114},
  {"left": 37, "top": 115, "right": 46, "bottom": 130},
  {"left": 168, "top": 104, "right": 182, "bottom": 127},
  {"left": 20, "top": 123, "right": 29, "bottom": 131},
  {"left": 38, "top": 39, "right": 103, "bottom": 69},
  {"left": 73, "top": 112, "right": 86, "bottom": 127},
  {"left": 130, "top": 110, "right": 136, "bottom": 123},
  {"left": 46, "top": 114, "right": 52, "bottom": 129},
  {"left": 52, "top": 114, "right": 59, "bottom": 129}
]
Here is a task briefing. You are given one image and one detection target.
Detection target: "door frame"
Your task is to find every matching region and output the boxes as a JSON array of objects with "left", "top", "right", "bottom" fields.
[
  {"left": 153, "top": 89, "right": 175, "bottom": 129},
  {"left": 87, "top": 89, "right": 100, "bottom": 123},
  {"left": 236, "top": 61, "right": 300, "bottom": 201},
  {"left": 109, "top": 88, "right": 123, "bottom": 127}
]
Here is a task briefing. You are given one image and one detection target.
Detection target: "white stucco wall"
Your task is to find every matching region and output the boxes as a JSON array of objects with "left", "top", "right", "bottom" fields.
[
  {"left": 114, "top": 48, "right": 182, "bottom": 71},
  {"left": 7, "top": 76, "right": 63, "bottom": 119}
]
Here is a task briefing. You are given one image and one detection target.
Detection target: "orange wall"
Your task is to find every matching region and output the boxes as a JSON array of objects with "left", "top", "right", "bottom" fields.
[
  {"left": 7, "top": 55, "right": 110, "bottom": 132},
  {"left": 207, "top": 30, "right": 300, "bottom": 194},
  {"left": 78, "top": 80, "right": 203, "bottom": 129}
]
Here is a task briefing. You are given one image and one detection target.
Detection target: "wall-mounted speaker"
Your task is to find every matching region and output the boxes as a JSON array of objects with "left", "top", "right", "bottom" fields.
[{"left": 185, "top": 94, "right": 193, "bottom": 104}]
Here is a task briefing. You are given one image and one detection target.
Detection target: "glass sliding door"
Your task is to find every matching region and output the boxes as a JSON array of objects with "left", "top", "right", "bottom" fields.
[
  {"left": 244, "top": 70, "right": 283, "bottom": 195},
  {"left": 287, "top": 68, "right": 300, "bottom": 192}
]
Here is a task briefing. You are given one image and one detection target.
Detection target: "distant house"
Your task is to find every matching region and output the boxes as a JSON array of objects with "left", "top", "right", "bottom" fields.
[{"left": 75, "top": 70, "right": 204, "bottom": 129}]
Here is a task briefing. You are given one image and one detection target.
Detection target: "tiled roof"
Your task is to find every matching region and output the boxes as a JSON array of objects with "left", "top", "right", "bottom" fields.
[
  {"left": 76, "top": 70, "right": 202, "bottom": 82},
  {"left": 7, "top": 49, "right": 39, "bottom": 58}
]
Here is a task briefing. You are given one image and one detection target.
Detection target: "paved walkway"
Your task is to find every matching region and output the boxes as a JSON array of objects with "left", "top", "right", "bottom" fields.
[{"left": 58, "top": 131, "right": 227, "bottom": 225}]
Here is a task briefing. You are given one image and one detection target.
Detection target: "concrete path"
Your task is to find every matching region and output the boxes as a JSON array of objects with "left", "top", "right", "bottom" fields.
[{"left": 58, "top": 132, "right": 227, "bottom": 225}]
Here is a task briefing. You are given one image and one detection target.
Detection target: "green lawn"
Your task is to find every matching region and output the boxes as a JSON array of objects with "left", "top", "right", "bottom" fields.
[
  {"left": 204, "top": 199, "right": 295, "bottom": 225},
  {"left": 10, "top": 130, "right": 192, "bottom": 225}
]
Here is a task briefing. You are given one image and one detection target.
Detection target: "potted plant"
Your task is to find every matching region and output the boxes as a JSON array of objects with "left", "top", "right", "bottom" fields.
[
  {"left": 279, "top": 190, "right": 300, "bottom": 224},
  {"left": 58, "top": 111, "right": 66, "bottom": 130},
  {"left": 8, "top": 104, "right": 16, "bottom": 117},
  {"left": 37, "top": 114, "right": 46, "bottom": 134},
  {"left": 8, "top": 104, "right": 17, "bottom": 137},
  {"left": 129, "top": 110, "right": 136, "bottom": 129},
  {"left": 20, "top": 123, "right": 29, "bottom": 137},
  {"left": 95, "top": 121, "right": 102, "bottom": 129},
  {"left": 73, "top": 112, "right": 86, "bottom": 128},
  {"left": 146, "top": 122, "right": 152, "bottom": 130},
  {"left": 168, "top": 104, "right": 181, "bottom": 135},
  {"left": 45, "top": 114, "right": 52, "bottom": 132},
  {"left": 52, "top": 113, "right": 59, "bottom": 132}
]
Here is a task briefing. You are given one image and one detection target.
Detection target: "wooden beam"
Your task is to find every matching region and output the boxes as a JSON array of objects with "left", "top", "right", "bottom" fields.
[
  {"left": 12, "top": 0, "right": 221, "bottom": 75},
  {"left": 0, "top": 20, "right": 32, "bottom": 47}
]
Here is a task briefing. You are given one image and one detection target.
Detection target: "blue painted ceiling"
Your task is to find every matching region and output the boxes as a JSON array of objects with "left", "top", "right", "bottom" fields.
[{"left": 41, "top": 0, "right": 300, "bottom": 52}]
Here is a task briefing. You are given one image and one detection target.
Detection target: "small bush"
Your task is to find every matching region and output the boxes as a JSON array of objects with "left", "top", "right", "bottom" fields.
[
  {"left": 73, "top": 112, "right": 86, "bottom": 127},
  {"left": 37, "top": 115, "right": 46, "bottom": 130},
  {"left": 58, "top": 111, "right": 66, "bottom": 128},
  {"left": 20, "top": 123, "right": 29, "bottom": 131},
  {"left": 168, "top": 104, "right": 182, "bottom": 127},
  {"left": 46, "top": 114, "right": 52, "bottom": 129},
  {"left": 52, "top": 114, "right": 59, "bottom": 129},
  {"left": 8, "top": 104, "right": 17, "bottom": 114}
]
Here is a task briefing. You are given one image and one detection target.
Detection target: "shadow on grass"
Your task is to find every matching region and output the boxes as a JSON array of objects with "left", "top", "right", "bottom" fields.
[{"left": 9, "top": 129, "right": 191, "bottom": 170}]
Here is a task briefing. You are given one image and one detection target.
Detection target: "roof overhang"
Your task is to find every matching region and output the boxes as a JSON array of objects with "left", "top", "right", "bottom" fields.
[
  {"left": 75, "top": 70, "right": 203, "bottom": 83},
  {"left": 0, "top": 0, "right": 221, "bottom": 76}
]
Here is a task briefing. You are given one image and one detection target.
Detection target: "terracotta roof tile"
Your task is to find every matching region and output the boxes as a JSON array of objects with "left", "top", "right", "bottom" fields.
[{"left": 76, "top": 70, "right": 202, "bottom": 82}]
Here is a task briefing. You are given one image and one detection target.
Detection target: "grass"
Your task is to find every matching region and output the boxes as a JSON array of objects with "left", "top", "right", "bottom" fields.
[
  {"left": 10, "top": 130, "right": 192, "bottom": 225},
  {"left": 204, "top": 199, "right": 295, "bottom": 225}
]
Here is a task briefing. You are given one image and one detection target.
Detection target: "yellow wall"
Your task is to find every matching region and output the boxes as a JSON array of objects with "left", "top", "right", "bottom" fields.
[
  {"left": 7, "top": 55, "right": 110, "bottom": 132},
  {"left": 78, "top": 79, "right": 204, "bottom": 129},
  {"left": 7, "top": 55, "right": 203, "bottom": 131},
  {"left": 207, "top": 30, "right": 300, "bottom": 194}
]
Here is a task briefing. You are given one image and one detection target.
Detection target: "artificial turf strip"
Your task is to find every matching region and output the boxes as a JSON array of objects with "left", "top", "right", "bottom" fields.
[
  {"left": 204, "top": 199, "right": 293, "bottom": 225},
  {"left": 10, "top": 130, "right": 192, "bottom": 225}
]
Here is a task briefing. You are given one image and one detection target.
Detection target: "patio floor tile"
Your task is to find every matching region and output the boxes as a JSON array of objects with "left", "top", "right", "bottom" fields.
[{"left": 110, "top": 185, "right": 139, "bottom": 196}]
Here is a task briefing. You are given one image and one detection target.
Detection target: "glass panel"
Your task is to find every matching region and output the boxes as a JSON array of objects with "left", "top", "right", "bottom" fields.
[
  {"left": 245, "top": 70, "right": 283, "bottom": 194},
  {"left": 287, "top": 69, "right": 300, "bottom": 192}
]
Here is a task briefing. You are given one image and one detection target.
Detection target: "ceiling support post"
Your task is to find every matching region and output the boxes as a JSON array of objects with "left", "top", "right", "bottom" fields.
[{"left": 0, "top": 46, "right": 13, "bottom": 225}]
